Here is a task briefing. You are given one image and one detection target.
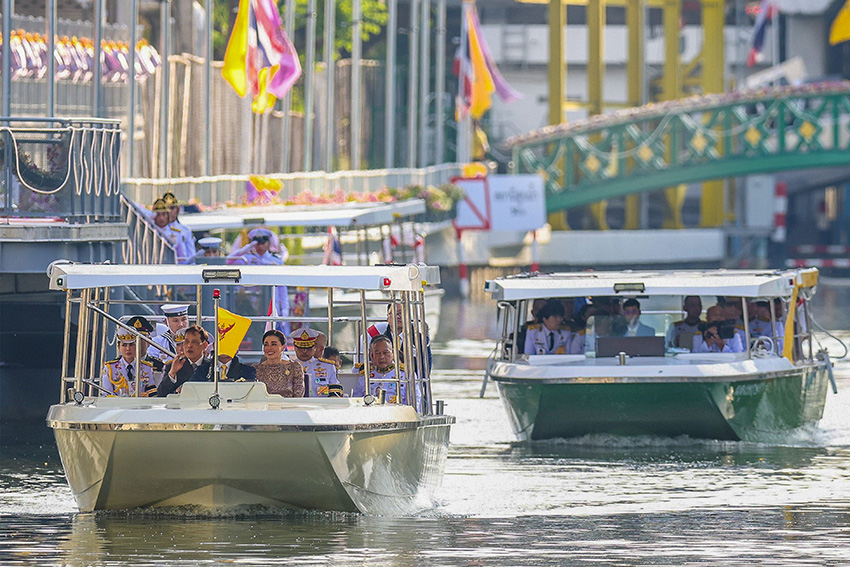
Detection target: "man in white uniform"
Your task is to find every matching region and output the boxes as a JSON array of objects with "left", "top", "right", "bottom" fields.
[{"left": 292, "top": 328, "right": 339, "bottom": 397}]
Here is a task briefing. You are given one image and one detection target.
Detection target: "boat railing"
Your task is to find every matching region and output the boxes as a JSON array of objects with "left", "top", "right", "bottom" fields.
[{"left": 61, "top": 282, "right": 434, "bottom": 414}]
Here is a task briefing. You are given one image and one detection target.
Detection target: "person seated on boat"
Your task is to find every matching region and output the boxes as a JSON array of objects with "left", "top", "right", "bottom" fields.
[
  {"left": 100, "top": 320, "right": 159, "bottom": 397},
  {"left": 693, "top": 306, "right": 745, "bottom": 354},
  {"left": 150, "top": 303, "right": 191, "bottom": 361},
  {"left": 524, "top": 299, "right": 581, "bottom": 355},
  {"left": 363, "top": 303, "right": 433, "bottom": 372},
  {"left": 622, "top": 298, "right": 656, "bottom": 337},
  {"left": 666, "top": 296, "right": 703, "bottom": 351},
  {"left": 312, "top": 330, "right": 328, "bottom": 360},
  {"left": 291, "top": 328, "right": 340, "bottom": 397},
  {"left": 515, "top": 298, "right": 547, "bottom": 355},
  {"left": 749, "top": 301, "right": 775, "bottom": 338},
  {"left": 252, "top": 329, "right": 304, "bottom": 397},
  {"left": 323, "top": 346, "right": 343, "bottom": 371},
  {"left": 721, "top": 303, "right": 748, "bottom": 341},
  {"left": 357, "top": 335, "right": 419, "bottom": 406},
  {"left": 162, "top": 192, "right": 197, "bottom": 264},
  {"left": 157, "top": 325, "right": 255, "bottom": 397}
]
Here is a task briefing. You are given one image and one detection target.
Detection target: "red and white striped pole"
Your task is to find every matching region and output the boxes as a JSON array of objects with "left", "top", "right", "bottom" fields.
[
  {"left": 530, "top": 230, "right": 539, "bottom": 272},
  {"left": 457, "top": 228, "right": 469, "bottom": 298},
  {"left": 772, "top": 181, "right": 787, "bottom": 242}
]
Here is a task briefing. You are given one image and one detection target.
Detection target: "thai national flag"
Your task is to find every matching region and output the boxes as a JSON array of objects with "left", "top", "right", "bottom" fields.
[
  {"left": 323, "top": 226, "right": 343, "bottom": 266},
  {"left": 748, "top": 0, "right": 777, "bottom": 67}
]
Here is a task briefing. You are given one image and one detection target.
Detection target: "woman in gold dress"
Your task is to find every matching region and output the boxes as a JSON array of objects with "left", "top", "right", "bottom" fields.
[{"left": 254, "top": 330, "right": 304, "bottom": 396}]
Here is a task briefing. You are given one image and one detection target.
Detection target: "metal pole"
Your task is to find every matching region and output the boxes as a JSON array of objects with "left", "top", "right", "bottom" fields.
[
  {"left": 159, "top": 0, "right": 170, "bottom": 177},
  {"left": 384, "top": 0, "right": 398, "bottom": 168},
  {"left": 406, "top": 0, "right": 419, "bottom": 167},
  {"left": 303, "top": 0, "right": 317, "bottom": 171},
  {"left": 93, "top": 0, "right": 103, "bottom": 117},
  {"left": 204, "top": 0, "right": 213, "bottom": 175},
  {"left": 434, "top": 0, "right": 446, "bottom": 164},
  {"left": 213, "top": 290, "right": 221, "bottom": 400},
  {"left": 351, "top": 0, "right": 362, "bottom": 170},
  {"left": 3, "top": 0, "right": 13, "bottom": 117},
  {"left": 282, "top": 0, "right": 295, "bottom": 172},
  {"left": 128, "top": 0, "right": 138, "bottom": 178},
  {"left": 46, "top": 0, "right": 56, "bottom": 116},
  {"left": 418, "top": 0, "right": 430, "bottom": 167},
  {"left": 323, "top": 0, "right": 335, "bottom": 172},
  {"left": 455, "top": 1, "right": 472, "bottom": 164}
]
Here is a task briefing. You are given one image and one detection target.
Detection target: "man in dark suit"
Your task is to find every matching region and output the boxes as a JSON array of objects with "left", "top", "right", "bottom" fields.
[{"left": 157, "top": 325, "right": 255, "bottom": 396}]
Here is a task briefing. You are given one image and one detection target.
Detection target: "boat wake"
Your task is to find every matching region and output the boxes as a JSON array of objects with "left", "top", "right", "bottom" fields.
[{"left": 92, "top": 504, "right": 363, "bottom": 519}]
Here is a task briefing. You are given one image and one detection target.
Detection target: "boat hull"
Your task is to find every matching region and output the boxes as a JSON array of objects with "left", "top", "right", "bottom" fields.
[
  {"left": 47, "top": 385, "right": 452, "bottom": 513},
  {"left": 493, "top": 363, "right": 830, "bottom": 442}
]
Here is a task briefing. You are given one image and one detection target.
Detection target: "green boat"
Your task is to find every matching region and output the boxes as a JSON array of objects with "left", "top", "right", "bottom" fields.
[{"left": 484, "top": 269, "right": 836, "bottom": 442}]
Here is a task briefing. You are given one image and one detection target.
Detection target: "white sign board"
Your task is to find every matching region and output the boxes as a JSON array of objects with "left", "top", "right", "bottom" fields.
[{"left": 487, "top": 174, "right": 546, "bottom": 232}]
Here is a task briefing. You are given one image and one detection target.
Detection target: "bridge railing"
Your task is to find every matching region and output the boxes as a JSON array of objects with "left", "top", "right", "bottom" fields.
[
  {"left": 506, "top": 82, "right": 850, "bottom": 211},
  {"left": 121, "top": 195, "right": 177, "bottom": 265},
  {"left": 0, "top": 117, "right": 122, "bottom": 223},
  {"left": 121, "top": 163, "right": 462, "bottom": 208}
]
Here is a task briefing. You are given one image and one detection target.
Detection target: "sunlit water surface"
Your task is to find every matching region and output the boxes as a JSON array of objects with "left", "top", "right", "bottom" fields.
[{"left": 2, "top": 286, "right": 850, "bottom": 566}]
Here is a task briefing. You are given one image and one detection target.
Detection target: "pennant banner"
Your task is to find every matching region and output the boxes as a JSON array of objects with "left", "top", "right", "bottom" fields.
[{"left": 217, "top": 307, "right": 252, "bottom": 357}]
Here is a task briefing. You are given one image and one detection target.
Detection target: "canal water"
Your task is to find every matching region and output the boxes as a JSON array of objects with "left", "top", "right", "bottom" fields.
[{"left": 2, "top": 283, "right": 850, "bottom": 565}]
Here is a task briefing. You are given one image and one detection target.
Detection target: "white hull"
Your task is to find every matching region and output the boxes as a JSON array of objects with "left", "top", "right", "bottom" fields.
[{"left": 47, "top": 383, "right": 452, "bottom": 513}]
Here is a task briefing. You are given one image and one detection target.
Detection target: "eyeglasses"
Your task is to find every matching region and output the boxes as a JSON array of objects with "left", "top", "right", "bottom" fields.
[{"left": 254, "top": 236, "right": 270, "bottom": 243}]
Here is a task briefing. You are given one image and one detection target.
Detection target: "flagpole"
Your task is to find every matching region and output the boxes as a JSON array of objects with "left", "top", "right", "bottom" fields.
[
  {"left": 435, "top": 0, "right": 446, "bottom": 164},
  {"left": 770, "top": 2, "right": 780, "bottom": 68},
  {"left": 455, "top": 0, "right": 473, "bottom": 164},
  {"left": 406, "top": 0, "right": 420, "bottom": 168},
  {"left": 46, "top": 0, "right": 55, "bottom": 116},
  {"left": 128, "top": 0, "right": 137, "bottom": 178},
  {"left": 418, "top": 0, "right": 430, "bottom": 167},
  {"left": 204, "top": 0, "right": 213, "bottom": 176},
  {"left": 351, "top": 0, "right": 362, "bottom": 170},
  {"left": 384, "top": 0, "right": 398, "bottom": 168},
  {"left": 304, "top": 0, "right": 317, "bottom": 171},
  {"left": 93, "top": 0, "right": 104, "bottom": 117},
  {"left": 323, "top": 0, "right": 336, "bottom": 172},
  {"left": 159, "top": 0, "right": 170, "bottom": 177},
  {"left": 282, "top": 0, "right": 296, "bottom": 173}
]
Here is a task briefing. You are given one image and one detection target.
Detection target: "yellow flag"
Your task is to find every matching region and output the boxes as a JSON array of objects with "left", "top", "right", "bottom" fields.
[
  {"left": 222, "top": 0, "right": 250, "bottom": 97},
  {"left": 831, "top": 0, "right": 850, "bottom": 45},
  {"left": 467, "top": 11, "right": 495, "bottom": 120},
  {"left": 217, "top": 307, "right": 252, "bottom": 358}
]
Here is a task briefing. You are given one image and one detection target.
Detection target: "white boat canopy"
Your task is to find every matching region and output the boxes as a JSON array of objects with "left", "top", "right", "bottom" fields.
[
  {"left": 179, "top": 199, "right": 427, "bottom": 232},
  {"left": 48, "top": 262, "right": 440, "bottom": 292},
  {"left": 485, "top": 269, "right": 819, "bottom": 301}
]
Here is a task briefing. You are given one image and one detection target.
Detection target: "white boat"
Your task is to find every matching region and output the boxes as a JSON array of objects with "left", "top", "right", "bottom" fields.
[
  {"left": 484, "top": 268, "right": 837, "bottom": 442},
  {"left": 46, "top": 262, "right": 453, "bottom": 513}
]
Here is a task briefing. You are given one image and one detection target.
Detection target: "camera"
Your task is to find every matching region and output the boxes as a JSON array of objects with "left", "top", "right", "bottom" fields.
[{"left": 717, "top": 324, "right": 736, "bottom": 340}]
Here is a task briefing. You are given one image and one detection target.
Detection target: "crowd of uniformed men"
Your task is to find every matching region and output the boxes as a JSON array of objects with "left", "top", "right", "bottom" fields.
[{"left": 519, "top": 295, "right": 788, "bottom": 356}]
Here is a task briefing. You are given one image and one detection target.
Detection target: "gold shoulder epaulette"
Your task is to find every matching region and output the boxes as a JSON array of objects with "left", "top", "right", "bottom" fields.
[
  {"left": 140, "top": 360, "right": 154, "bottom": 367},
  {"left": 527, "top": 323, "right": 541, "bottom": 330},
  {"left": 397, "top": 363, "right": 405, "bottom": 371},
  {"left": 317, "top": 357, "right": 335, "bottom": 365},
  {"left": 106, "top": 358, "right": 120, "bottom": 364}
]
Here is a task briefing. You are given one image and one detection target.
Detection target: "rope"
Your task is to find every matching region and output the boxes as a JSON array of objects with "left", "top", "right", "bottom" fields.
[
  {"left": 0, "top": 126, "right": 75, "bottom": 195},
  {"left": 810, "top": 314, "right": 849, "bottom": 360}
]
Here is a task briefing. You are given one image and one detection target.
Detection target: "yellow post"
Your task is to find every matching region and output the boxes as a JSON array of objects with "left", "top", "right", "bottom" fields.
[
  {"left": 547, "top": 0, "right": 570, "bottom": 230},
  {"left": 587, "top": 0, "right": 608, "bottom": 229},
  {"left": 661, "top": 0, "right": 684, "bottom": 229},
  {"left": 700, "top": 0, "right": 726, "bottom": 227},
  {"left": 625, "top": 0, "right": 644, "bottom": 230}
]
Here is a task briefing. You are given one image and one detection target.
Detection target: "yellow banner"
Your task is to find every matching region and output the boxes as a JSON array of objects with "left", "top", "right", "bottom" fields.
[{"left": 217, "top": 307, "right": 252, "bottom": 358}]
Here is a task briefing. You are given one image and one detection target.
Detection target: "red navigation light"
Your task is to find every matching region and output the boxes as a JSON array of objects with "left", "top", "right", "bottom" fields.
[
  {"left": 213, "top": 289, "right": 221, "bottom": 298},
  {"left": 382, "top": 278, "right": 392, "bottom": 287}
]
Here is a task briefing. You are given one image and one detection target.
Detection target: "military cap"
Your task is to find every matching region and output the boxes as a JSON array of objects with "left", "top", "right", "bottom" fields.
[
  {"left": 162, "top": 192, "right": 180, "bottom": 206},
  {"left": 291, "top": 328, "right": 319, "bottom": 349},
  {"left": 152, "top": 198, "right": 169, "bottom": 213},
  {"left": 161, "top": 304, "right": 189, "bottom": 317},
  {"left": 248, "top": 227, "right": 274, "bottom": 242},
  {"left": 198, "top": 236, "right": 222, "bottom": 250},
  {"left": 126, "top": 316, "right": 154, "bottom": 334}
]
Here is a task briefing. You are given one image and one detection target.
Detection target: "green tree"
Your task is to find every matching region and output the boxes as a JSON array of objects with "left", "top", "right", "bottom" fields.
[{"left": 213, "top": 0, "right": 388, "bottom": 60}]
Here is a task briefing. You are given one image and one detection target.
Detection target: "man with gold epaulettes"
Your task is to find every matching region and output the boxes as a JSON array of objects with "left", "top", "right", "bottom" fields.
[
  {"left": 356, "top": 335, "right": 419, "bottom": 406},
  {"left": 291, "top": 328, "right": 340, "bottom": 397},
  {"left": 100, "top": 316, "right": 159, "bottom": 396}
]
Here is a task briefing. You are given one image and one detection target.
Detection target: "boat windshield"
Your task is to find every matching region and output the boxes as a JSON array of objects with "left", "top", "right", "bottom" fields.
[{"left": 499, "top": 294, "right": 803, "bottom": 359}]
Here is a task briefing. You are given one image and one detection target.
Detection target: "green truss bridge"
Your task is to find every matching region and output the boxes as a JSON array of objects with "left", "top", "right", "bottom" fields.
[{"left": 506, "top": 82, "right": 850, "bottom": 215}]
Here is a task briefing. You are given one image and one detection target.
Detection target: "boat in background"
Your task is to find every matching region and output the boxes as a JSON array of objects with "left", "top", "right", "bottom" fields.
[
  {"left": 45, "top": 262, "right": 453, "bottom": 513},
  {"left": 484, "top": 268, "right": 837, "bottom": 442}
]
